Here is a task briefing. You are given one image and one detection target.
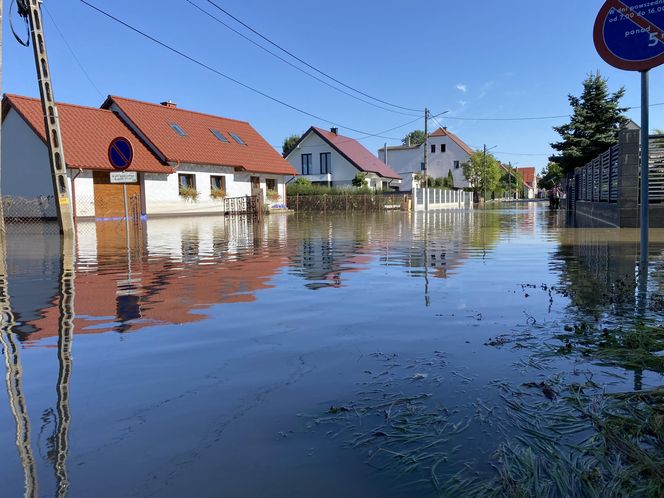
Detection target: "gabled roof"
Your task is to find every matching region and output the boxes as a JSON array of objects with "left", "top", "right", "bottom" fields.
[
  {"left": 429, "top": 127, "right": 474, "bottom": 156},
  {"left": 2, "top": 94, "right": 172, "bottom": 174},
  {"left": 517, "top": 167, "right": 536, "bottom": 187},
  {"left": 305, "top": 127, "right": 401, "bottom": 180},
  {"left": 103, "top": 96, "right": 296, "bottom": 176}
]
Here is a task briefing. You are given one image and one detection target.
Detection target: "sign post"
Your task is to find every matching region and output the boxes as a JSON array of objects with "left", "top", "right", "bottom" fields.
[
  {"left": 594, "top": 0, "right": 664, "bottom": 291},
  {"left": 107, "top": 137, "right": 135, "bottom": 252}
]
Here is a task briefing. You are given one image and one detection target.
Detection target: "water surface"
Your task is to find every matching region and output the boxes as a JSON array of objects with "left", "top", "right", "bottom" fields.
[{"left": 1, "top": 205, "right": 663, "bottom": 497}]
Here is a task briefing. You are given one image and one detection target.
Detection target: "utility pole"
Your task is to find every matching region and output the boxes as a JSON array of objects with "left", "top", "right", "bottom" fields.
[
  {"left": 483, "top": 144, "right": 487, "bottom": 205},
  {"left": 0, "top": 0, "right": 5, "bottom": 235},
  {"left": 508, "top": 161, "right": 512, "bottom": 201},
  {"left": 423, "top": 108, "right": 429, "bottom": 211},
  {"left": 17, "top": 0, "right": 74, "bottom": 235}
]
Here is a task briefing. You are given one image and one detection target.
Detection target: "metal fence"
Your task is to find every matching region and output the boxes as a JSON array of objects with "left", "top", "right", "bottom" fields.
[
  {"left": 574, "top": 144, "right": 620, "bottom": 203},
  {"left": 287, "top": 193, "right": 408, "bottom": 212},
  {"left": 650, "top": 135, "right": 664, "bottom": 202}
]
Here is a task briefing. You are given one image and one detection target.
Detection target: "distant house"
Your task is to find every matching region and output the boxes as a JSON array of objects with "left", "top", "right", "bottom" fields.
[
  {"left": 378, "top": 127, "right": 473, "bottom": 191},
  {"left": 285, "top": 126, "right": 401, "bottom": 190},
  {"left": 2, "top": 94, "right": 296, "bottom": 220},
  {"left": 516, "top": 167, "right": 538, "bottom": 199}
]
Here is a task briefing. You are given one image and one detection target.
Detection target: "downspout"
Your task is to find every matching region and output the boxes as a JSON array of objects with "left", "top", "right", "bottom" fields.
[{"left": 70, "top": 168, "right": 82, "bottom": 225}]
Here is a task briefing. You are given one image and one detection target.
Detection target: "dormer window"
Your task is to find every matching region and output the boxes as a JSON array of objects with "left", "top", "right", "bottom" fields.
[{"left": 170, "top": 123, "right": 187, "bottom": 137}]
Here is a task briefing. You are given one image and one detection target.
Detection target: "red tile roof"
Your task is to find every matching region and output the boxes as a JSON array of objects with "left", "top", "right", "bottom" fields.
[
  {"left": 2, "top": 94, "right": 172, "bottom": 174},
  {"left": 517, "top": 167, "right": 536, "bottom": 187},
  {"left": 104, "top": 96, "right": 296, "bottom": 176},
  {"left": 429, "top": 127, "right": 474, "bottom": 156},
  {"left": 310, "top": 127, "right": 401, "bottom": 180}
]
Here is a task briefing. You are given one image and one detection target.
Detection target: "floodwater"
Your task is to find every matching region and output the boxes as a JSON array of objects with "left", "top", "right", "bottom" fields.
[{"left": 0, "top": 205, "right": 663, "bottom": 498}]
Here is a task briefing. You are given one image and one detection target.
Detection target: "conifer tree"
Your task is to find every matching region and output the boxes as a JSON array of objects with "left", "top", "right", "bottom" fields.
[{"left": 550, "top": 72, "right": 628, "bottom": 175}]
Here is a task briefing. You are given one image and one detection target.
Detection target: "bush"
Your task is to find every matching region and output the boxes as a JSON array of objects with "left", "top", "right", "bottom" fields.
[{"left": 267, "top": 189, "right": 280, "bottom": 201}]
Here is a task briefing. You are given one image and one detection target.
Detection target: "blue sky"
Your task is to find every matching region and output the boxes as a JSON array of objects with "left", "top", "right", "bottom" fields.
[{"left": 4, "top": 0, "right": 664, "bottom": 172}]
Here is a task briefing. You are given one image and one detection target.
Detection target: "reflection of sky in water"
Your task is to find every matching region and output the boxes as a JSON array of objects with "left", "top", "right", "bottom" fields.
[{"left": 0, "top": 206, "right": 663, "bottom": 497}]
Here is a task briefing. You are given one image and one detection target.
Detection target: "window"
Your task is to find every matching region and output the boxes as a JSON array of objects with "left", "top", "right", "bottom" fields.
[
  {"left": 266, "top": 178, "right": 277, "bottom": 191},
  {"left": 301, "top": 154, "right": 312, "bottom": 175},
  {"left": 440, "top": 144, "right": 446, "bottom": 153},
  {"left": 454, "top": 160, "right": 460, "bottom": 169},
  {"left": 229, "top": 132, "right": 246, "bottom": 145},
  {"left": 320, "top": 152, "right": 331, "bottom": 174},
  {"left": 210, "top": 129, "right": 229, "bottom": 143},
  {"left": 210, "top": 175, "right": 226, "bottom": 191},
  {"left": 170, "top": 123, "right": 187, "bottom": 137},
  {"left": 178, "top": 173, "right": 195, "bottom": 195},
  {"left": 250, "top": 176, "right": 260, "bottom": 193},
  {"left": 431, "top": 144, "right": 436, "bottom": 154}
]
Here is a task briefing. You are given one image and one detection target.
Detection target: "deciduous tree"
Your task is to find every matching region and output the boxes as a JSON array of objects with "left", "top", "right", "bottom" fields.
[
  {"left": 539, "top": 163, "right": 563, "bottom": 191},
  {"left": 282, "top": 134, "right": 301, "bottom": 158},
  {"left": 402, "top": 130, "right": 426, "bottom": 147},
  {"left": 462, "top": 150, "right": 501, "bottom": 200}
]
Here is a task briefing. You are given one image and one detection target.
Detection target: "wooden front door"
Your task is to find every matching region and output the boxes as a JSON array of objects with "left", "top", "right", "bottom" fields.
[{"left": 93, "top": 171, "right": 142, "bottom": 219}]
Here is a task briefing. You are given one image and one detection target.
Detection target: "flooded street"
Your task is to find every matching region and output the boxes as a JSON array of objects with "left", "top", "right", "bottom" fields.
[{"left": 1, "top": 205, "right": 663, "bottom": 497}]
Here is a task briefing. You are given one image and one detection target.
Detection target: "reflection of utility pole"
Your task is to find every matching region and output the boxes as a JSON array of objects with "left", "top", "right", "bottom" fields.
[
  {"left": 17, "top": 1, "right": 74, "bottom": 235},
  {"left": 53, "top": 235, "right": 75, "bottom": 498},
  {"left": 423, "top": 108, "right": 429, "bottom": 211},
  {"left": 0, "top": 236, "right": 39, "bottom": 498}
]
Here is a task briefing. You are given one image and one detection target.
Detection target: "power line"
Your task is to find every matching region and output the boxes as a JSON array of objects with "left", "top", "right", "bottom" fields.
[
  {"left": 43, "top": 4, "right": 104, "bottom": 98},
  {"left": 78, "top": 0, "right": 409, "bottom": 139},
  {"left": 438, "top": 102, "right": 664, "bottom": 122},
  {"left": 205, "top": 0, "right": 421, "bottom": 113},
  {"left": 185, "top": 0, "right": 420, "bottom": 117}
]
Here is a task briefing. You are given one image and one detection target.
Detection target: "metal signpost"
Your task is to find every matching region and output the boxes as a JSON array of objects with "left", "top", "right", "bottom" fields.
[
  {"left": 594, "top": 0, "right": 664, "bottom": 289},
  {"left": 107, "top": 137, "right": 134, "bottom": 246}
]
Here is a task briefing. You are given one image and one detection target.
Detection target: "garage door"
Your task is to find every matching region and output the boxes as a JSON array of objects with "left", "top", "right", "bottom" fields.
[{"left": 93, "top": 171, "right": 142, "bottom": 219}]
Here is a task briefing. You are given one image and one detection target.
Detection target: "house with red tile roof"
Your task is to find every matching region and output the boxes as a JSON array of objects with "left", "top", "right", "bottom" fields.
[
  {"left": 285, "top": 126, "right": 401, "bottom": 190},
  {"left": 2, "top": 94, "right": 296, "bottom": 220},
  {"left": 377, "top": 127, "right": 474, "bottom": 191},
  {"left": 516, "top": 167, "right": 539, "bottom": 199}
]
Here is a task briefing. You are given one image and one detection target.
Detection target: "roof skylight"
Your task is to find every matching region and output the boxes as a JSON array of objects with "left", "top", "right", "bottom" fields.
[
  {"left": 169, "top": 123, "right": 187, "bottom": 137},
  {"left": 210, "top": 129, "right": 229, "bottom": 143},
  {"left": 229, "top": 132, "right": 246, "bottom": 145}
]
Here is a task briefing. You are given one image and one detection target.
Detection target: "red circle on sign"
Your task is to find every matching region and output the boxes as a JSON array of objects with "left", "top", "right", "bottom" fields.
[
  {"left": 108, "top": 137, "right": 134, "bottom": 171},
  {"left": 594, "top": 0, "right": 664, "bottom": 71}
]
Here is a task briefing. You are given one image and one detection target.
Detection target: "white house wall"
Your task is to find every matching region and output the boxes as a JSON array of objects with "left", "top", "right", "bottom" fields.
[
  {"left": 2, "top": 108, "right": 53, "bottom": 198},
  {"left": 286, "top": 132, "right": 360, "bottom": 187},
  {"left": 143, "top": 163, "right": 286, "bottom": 216},
  {"left": 379, "top": 135, "right": 471, "bottom": 191},
  {"left": 2, "top": 108, "right": 94, "bottom": 218}
]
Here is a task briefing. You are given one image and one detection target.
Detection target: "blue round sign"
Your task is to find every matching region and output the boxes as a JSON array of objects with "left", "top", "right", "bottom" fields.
[
  {"left": 594, "top": 0, "right": 664, "bottom": 71},
  {"left": 108, "top": 137, "right": 134, "bottom": 170}
]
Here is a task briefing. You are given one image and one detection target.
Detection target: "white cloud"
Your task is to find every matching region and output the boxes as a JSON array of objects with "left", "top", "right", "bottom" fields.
[
  {"left": 456, "top": 84, "right": 467, "bottom": 94},
  {"left": 458, "top": 100, "right": 467, "bottom": 107}
]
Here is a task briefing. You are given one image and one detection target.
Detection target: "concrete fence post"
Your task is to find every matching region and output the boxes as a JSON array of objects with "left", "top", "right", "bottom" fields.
[{"left": 617, "top": 128, "right": 640, "bottom": 228}]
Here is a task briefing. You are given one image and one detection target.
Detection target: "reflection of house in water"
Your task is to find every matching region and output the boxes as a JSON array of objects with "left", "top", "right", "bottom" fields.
[
  {"left": 288, "top": 219, "right": 372, "bottom": 290},
  {"left": 379, "top": 211, "right": 476, "bottom": 279},
  {"left": 11, "top": 216, "right": 290, "bottom": 342}
]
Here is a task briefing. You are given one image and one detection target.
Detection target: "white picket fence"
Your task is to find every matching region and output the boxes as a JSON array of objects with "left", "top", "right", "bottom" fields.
[{"left": 411, "top": 188, "right": 473, "bottom": 211}]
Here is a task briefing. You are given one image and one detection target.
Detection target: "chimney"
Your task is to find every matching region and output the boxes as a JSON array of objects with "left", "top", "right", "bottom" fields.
[
  {"left": 330, "top": 127, "right": 338, "bottom": 135},
  {"left": 160, "top": 100, "right": 177, "bottom": 108}
]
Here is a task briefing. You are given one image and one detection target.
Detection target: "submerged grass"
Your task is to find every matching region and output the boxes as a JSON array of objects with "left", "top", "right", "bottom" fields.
[{"left": 302, "top": 284, "right": 664, "bottom": 497}]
